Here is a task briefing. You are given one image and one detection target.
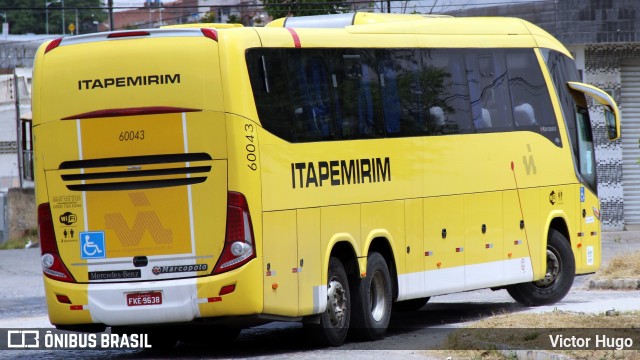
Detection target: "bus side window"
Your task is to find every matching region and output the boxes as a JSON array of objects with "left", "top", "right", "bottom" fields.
[
  {"left": 247, "top": 49, "right": 294, "bottom": 142},
  {"left": 378, "top": 49, "right": 424, "bottom": 137},
  {"left": 287, "top": 51, "right": 335, "bottom": 142},
  {"left": 423, "top": 50, "right": 471, "bottom": 134},
  {"left": 378, "top": 52, "right": 402, "bottom": 136},
  {"left": 466, "top": 52, "right": 513, "bottom": 132},
  {"left": 508, "top": 50, "right": 559, "bottom": 145},
  {"left": 331, "top": 50, "right": 384, "bottom": 139}
]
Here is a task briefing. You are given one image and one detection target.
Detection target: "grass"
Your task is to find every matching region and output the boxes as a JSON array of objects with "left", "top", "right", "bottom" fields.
[
  {"left": 592, "top": 251, "right": 640, "bottom": 279},
  {"left": 438, "top": 310, "right": 640, "bottom": 359},
  {"left": 0, "top": 228, "right": 38, "bottom": 250}
]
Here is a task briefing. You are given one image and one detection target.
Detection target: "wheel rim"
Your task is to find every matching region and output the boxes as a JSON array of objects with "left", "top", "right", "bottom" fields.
[
  {"left": 327, "top": 277, "right": 347, "bottom": 327},
  {"left": 370, "top": 271, "right": 387, "bottom": 322},
  {"left": 535, "top": 247, "right": 561, "bottom": 287}
]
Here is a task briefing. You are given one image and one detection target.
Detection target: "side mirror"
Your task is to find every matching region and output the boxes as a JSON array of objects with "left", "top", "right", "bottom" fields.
[
  {"left": 605, "top": 108, "right": 617, "bottom": 141},
  {"left": 567, "top": 82, "right": 620, "bottom": 141}
]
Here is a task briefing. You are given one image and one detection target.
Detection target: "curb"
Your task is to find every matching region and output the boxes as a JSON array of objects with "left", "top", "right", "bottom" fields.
[
  {"left": 498, "top": 349, "right": 572, "bottom": 360},
  {"left": 586, "top": 278, "right": 640, "bottom": 290}
]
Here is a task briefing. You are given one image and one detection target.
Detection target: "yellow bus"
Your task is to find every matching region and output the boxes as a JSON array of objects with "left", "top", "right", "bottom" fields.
[{"left": 32, "top": 12, "right": 620, "bottom": 347}]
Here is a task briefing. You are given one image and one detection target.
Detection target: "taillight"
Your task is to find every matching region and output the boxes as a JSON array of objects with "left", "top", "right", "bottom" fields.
[
  {"left": 213, "top": 192, "right": 256, "bottom": 274},
  {"left": 201, "top": 28, "right": 218, "bottom": 41},
  {"left": 38, "top": 203, "right": 75, "bottom": 283},
  {"left": 44, "top": 38, "right": 63, "bottom": 54},
  {"left": 107, "top": 31, "right": 150, "bottom": 38}
]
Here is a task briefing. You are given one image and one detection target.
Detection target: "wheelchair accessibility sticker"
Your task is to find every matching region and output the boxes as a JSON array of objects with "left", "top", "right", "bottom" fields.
[{"left": 80, "top": 231, "right": 106, "bottom": 259}]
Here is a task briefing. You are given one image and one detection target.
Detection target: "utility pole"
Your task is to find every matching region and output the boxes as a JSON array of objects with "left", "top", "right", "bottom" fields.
[
  {"left": 108, "top": 0, "right": 114, "bottom": 30},
  {"left": 61, "top": 0, "right": 65, "bottom": 35},
  {"left": 12, "top": 72, "right": 22, "bottom": 188}
]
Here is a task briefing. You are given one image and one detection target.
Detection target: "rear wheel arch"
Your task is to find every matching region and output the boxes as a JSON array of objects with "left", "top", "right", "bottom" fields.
[
  {"left": 329, "top": 240, "right": 360, "bottom": 281},
  {"left": 367, "top": 236, "right": 398, "bottom": 301}
]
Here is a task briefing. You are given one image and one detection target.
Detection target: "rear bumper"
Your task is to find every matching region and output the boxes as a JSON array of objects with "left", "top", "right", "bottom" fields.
[
  {"left": 44, "top": 259, "right": 263, "bottom": 326},
  {"left": 88, "top": 278, "right": 200, "bottom": 326}
]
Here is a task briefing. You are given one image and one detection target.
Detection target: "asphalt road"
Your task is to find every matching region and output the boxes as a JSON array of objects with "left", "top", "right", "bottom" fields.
[{"left": 2, "top": 230, "right": 640, "bottom": 359}]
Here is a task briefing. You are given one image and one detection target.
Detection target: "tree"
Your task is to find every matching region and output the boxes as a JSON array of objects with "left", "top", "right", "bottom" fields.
[
  {"left": 262, "top": 0, "right": 350, "bottom": 20},
  {"left": 227, "top": 14, "right": 242, "bottom": 24},
  {"left": 199, "top": 11, "right": 217, "bottom": 24},
  {"left": 199, "top": 12, "right": 243, "bottom": 26},
  {"left": 0, "top": 0, "right": 106, "bottom": 35}
]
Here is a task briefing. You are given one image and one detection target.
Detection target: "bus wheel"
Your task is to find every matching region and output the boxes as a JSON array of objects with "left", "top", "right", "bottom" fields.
[
  {"left": 351, "top": 252, "right": 392, "bottom": 340},
  {"left": 317, "top": 256, "right": 351, "bottom": 346},
  {"left": 507, "top": 229, "right": 575, "bottom": 306}
]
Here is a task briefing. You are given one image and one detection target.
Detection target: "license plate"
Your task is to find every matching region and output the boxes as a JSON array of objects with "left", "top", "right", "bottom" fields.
[{"left": 126, "top": 292, "right": 162, "bottom": 307}]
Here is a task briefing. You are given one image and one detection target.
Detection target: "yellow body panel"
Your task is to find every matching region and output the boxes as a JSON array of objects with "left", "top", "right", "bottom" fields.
[
  {"left": 321, "top": 205, "right": 362, "bottom": 277},
  {"left": 464, "top": 192, "right": 504, "bottom": 266},
  {"left": 404, "top": 199, "right": 424, "bottom": 275},
  {"left": 519, "top": 188, "right": 544, "bottom": 279},
  {"left": 502, "top": 191, "right": 531, "bottom": 262},
  {"left": 578, "top": 188, "right": 602, "bottom": 273},
  {"left": 263, "top": 211, "right": 299, "bottom": 316},
  {"left": 44, "top": 279, "right": 92, "bottom": 325},
  {"left": 296, "top": 208, "right": 322, "bottom": 315},
  {"left": 423, "top": 196, "right": 465, "bottom": 271},
  {"left": 37, "top": 37, "right": 222, "bottom": 126},
  {"left": 361, "top": 201, "right": 403, "bottom": 262}
]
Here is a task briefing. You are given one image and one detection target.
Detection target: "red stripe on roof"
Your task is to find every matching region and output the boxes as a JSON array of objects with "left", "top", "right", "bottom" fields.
[{"left": 287, "top": 28, "right": 301, "bottom": 48}]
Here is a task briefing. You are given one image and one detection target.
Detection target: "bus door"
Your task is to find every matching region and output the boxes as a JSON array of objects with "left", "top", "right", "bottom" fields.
[{"left": 567, "top": 81, "right": 620, "bottom": 273}]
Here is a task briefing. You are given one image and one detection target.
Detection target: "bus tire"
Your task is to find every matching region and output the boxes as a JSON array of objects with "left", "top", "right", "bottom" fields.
[
  {"left": 350, "top": 252, "right": 392, "bottom": 340},
  {"left": 317, "top": 256, "right": 351, "bottom": 346},
  {"left": 507, "top": 229, "right": 575, "bottom": 306}
]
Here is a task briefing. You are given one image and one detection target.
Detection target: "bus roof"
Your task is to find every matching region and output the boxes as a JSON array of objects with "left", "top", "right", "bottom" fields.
[
  {"left": 262, "top": 13, "right": 570, "bottom": 56},
  {"left": 37, "top": 13, "right": 571, "bottom": 64},
  {"left": 266, "top": 12, "right": 452, "bottom": 28},
  {"left": 161, "top": 23, "right": 243, "bottom": 29}
]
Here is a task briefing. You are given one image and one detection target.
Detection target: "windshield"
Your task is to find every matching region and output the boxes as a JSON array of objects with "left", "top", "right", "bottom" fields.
[{"left": 543, "top": 49, "right": 598, "bottom": 193}]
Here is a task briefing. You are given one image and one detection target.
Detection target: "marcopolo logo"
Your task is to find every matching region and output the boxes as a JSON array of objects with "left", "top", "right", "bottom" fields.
[{"left": 152, "top": 264, "right": 208, "bottom": 275}]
